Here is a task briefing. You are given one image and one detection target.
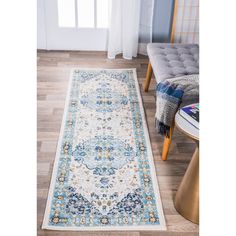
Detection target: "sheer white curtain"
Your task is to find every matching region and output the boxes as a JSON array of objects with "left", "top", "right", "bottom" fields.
[{"left": 108, "top": 0, "right": 154, "bottom": 60}]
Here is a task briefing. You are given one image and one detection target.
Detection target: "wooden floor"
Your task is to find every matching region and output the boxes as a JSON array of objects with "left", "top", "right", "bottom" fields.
[{"left": 37, "top": 50, "right": 199, "bottom": 236}]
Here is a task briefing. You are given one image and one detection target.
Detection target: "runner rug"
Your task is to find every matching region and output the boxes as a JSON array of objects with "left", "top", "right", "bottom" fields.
[{"left": 42, "top": 69, "right": 166, "bottom": 231}]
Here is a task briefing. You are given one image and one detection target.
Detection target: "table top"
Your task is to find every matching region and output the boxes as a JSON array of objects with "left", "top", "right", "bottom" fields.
[{"left": 175, "top": 107, "right": 199, "bottom": 141}]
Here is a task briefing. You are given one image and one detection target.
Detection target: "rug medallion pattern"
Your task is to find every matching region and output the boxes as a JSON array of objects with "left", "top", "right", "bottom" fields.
[{"left": 42, "top": 69, "right": 165, "bottom": 230}]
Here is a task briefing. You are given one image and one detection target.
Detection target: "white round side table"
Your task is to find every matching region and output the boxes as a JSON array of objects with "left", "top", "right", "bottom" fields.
[{"left": 174, "top": 106, "right": 199, "bottom": 224}]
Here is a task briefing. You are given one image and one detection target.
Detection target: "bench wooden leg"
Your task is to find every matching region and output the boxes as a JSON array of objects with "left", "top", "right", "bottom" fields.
[
  {"left": 162, "top": 123, "right": 174, "bottom": 161},
  {"left": 144, "top": 62, "right": 153, "bottom": 92}
]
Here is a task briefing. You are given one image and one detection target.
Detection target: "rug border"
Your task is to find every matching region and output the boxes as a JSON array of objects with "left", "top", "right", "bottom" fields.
[{"left": 41, "top": 68, "right": 167, "bottom": 231}]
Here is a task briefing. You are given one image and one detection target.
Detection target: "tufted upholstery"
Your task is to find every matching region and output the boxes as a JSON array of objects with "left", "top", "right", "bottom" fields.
[{"left": 147, "top": 43, "right": 199, "bottom": 83}]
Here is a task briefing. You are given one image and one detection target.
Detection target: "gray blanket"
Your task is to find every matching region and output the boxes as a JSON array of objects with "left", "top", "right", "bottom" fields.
[{"left": 155, "top": 74, "right": 199, "bottom": 137}]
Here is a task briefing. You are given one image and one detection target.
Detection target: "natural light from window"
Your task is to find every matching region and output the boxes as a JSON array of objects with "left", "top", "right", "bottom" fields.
[
  {"left": 77, "top": 0, "right": 94, "bottom": 28},
  {"left": 58, "top": 0, "right": 109, "bottom": 28},
  {"left": 97, "top": 0, "right": 109, "bottom": 28},
  {"left": 58, "top": 0, "right": 75, "bottom": 27}
]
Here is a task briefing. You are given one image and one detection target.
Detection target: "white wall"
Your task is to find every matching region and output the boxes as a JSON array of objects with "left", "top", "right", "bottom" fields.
[{"left": 37, "top": 0, "right": 46, "bottom": 49}]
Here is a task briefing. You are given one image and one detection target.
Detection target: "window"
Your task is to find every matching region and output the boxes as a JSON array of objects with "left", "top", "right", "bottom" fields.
[
  {"left": 57, "top": 0, "right": 109, "bottom": 28},
  {"left": 96, "top": 0, "right": 109, "bottom": 28},
  {"left": 58, "top": 0, "right": 75, "bottom": 27}
]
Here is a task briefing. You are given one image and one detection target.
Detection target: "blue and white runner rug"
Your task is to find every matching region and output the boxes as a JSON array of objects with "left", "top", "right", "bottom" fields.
[{"left": 42, "top": 69, "right": 166, "bottom": 231}]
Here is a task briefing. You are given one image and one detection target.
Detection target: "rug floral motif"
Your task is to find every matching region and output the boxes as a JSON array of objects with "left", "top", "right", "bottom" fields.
[{"left": 42, "top": 69, "right": 166, "bottom": 231}]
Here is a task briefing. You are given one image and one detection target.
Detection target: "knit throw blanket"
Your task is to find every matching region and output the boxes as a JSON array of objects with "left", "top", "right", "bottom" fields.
[{"left": 155, "top": 74, "right": 199, "bottom": 137}]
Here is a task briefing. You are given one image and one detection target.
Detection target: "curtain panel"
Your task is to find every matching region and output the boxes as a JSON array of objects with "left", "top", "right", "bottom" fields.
[{"left": 108, "top": 0, "right": 154, "bottom": 59}]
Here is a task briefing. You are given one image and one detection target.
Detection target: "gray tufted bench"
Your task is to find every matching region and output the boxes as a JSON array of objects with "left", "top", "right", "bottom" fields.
[
  {"left": 144, "top": 43, "right": 199, "bottom": 161},
  {"left": 145, "top": 43, "right": 199, "bottom": 86}
]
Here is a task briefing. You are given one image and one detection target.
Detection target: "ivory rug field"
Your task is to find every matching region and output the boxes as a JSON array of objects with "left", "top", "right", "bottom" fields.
[{"left": 42, "top": 69, "right": 166, "bottom": 231}]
